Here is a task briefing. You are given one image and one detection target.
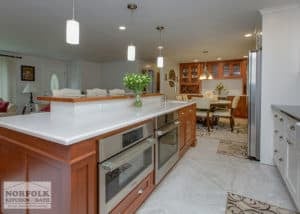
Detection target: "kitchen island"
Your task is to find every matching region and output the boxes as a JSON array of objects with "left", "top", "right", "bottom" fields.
[{"left": 0, "top": 94, "right": 196, "bottom": 214}]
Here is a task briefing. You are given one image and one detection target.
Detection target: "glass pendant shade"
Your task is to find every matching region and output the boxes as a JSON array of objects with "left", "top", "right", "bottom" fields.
[
  {"left": 127, "top": 44, "right": 136, "bottom": 61},
  {"left": 208, "top": 73, "right": 213, "bottom": 80},
  {"left": 66, "top": 19, "right": 80, "bottom": 45},
  {"left": 199, "top": 73, "right": 207, "bottom": 80},
  {"left": 157, "top": 56, "right": 164, "bottom": 68}
]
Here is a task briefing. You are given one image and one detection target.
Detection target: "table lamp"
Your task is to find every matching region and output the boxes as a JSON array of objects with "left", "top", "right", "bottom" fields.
[{"left": 22, "top": 83, "right": 37, "bottom": 113}]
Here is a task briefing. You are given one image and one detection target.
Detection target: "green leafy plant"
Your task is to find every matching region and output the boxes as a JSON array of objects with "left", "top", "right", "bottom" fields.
[{"left": 123, "top": 73, "right": 151, "bottom": 93}]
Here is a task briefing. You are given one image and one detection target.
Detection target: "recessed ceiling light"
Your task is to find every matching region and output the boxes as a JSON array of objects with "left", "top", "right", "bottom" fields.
[
  {"left": 157, "top": 45, "right": 164, "bottom": 50},
  {"left": 193, "top": 59, "right": 199, "bottom": 62},
  {"left": 217, "top": 57, "right": 222, "bottom": 61},
  {"left": 118, "top": 26, "right": 126, "bottom": 31},
  {"left": 243, "top": 55, "right": 248, "bottom": 58},
  {"left": 244, "top": 33, "right": 253, "bottom": 38}
]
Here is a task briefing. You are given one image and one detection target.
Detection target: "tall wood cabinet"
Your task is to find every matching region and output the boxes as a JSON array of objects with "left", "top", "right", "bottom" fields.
[
  {"left": 179, "top": 59, "right": 248, "bottom": 94},
  {"left": 179, "top": 104, "right": 196, "bottom": 157}
]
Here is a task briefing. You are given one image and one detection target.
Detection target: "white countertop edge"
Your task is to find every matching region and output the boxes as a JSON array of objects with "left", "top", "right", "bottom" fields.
[{"left": 0, "top": 102, "right": 194, "bottom": 146}]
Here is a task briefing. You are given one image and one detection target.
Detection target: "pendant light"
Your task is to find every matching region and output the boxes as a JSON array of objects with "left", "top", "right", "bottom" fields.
[
  {"left": 199, "top": 63, "right": 208, "bottom": 80},
  {"left": 127, "top": 3, "right": 137, "bottom": 61},
  {"left": 156, "top": 26, "right": 165, "bottom": 68},
  {"left": 199, "top": 50, "right": 213, "bottom": 80},
  {"left": 66, "top": 0, "right": 79, "bottom": 45}
]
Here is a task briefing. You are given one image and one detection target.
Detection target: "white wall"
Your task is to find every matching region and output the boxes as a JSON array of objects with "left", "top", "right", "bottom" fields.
[
  {"left": 67, "top": 60, "right": 101, "bottom": 91},
  {"left": 160, "top": 58, "right": 179, "bottom": 99},
  {"left": 202, "top": 79, "right": 243, "bottom": 95},
  {"left": 14, "top": 55, "right": 68, "bottom": 112},
  {"left": 260, "top": 4, "right": 300, "bottom": 165},
  {"left": 99, "top": 60, "right": 149, "bottom": 90}
]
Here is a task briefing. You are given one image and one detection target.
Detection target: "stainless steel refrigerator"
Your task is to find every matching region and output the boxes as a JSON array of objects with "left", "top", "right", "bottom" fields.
[{"left": 248, "top": 49, "right": 262, "bottom": 160}]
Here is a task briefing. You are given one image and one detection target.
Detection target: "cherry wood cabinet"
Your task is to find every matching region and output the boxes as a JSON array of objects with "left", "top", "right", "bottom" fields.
[
  {"left": 179, "top": 59, "right": 248, "bottom": 94},
  {"left": 0, "top": 127, "right": 97, "bottom": 214},
  {"left": 179, "top": 63, "right": 201, "bottom": 94},
  {"left": 179, "top": 104, "right": 196, "bottom": 157}
]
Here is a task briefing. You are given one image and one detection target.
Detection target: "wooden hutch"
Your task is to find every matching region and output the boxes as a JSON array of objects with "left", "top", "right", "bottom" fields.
[{"left": 179, "top": 59, "right": 248, "bottom": 94}]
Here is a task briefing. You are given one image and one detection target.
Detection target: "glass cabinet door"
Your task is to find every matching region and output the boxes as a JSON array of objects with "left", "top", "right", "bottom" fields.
[
  {"left": 223, "top": 64, "right": 230, "bottom": 77},
  {"left": 232, "top": 63, "right": 241, "bottom": 76},
  {"left": 211, "top": 64, "right": 219, "bottom": 78}
]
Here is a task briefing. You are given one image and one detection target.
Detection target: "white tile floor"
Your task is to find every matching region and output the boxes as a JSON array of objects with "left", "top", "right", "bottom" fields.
[{"left": 137, "top": 137, "right": 295, "bottom": 214}]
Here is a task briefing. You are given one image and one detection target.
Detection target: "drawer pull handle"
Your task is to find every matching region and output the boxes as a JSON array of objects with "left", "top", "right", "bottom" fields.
[
  {"left": 138, "top": 189, "right": 144, "bottom": 195},
  {"left": 279, "top": 136, "right": 283, "bottom": 140},
  {"left": 279, "top": 158, "right": 283, "bottom": 162},
  {"left": 274, "top": 114, "right": 278, "bottom": 118},
  {"left": 290, "top": 125, "right": 295, "bottom": 131},
  {"left": 280, "top": 118, "right": 284, "bottom": 122},
  {"left": 274, "top": 149, "right": 278, "bottom": 153},
  {"left": 286, "top": 139, "right": 293, "bottom": 145},
  {"left": 274, "top": 130, "right": 278, "bottom": 134}
]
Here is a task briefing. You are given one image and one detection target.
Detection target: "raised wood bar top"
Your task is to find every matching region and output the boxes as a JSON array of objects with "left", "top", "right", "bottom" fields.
[{"left": 37, "top": 93, "right": 161, "bottom": 103}]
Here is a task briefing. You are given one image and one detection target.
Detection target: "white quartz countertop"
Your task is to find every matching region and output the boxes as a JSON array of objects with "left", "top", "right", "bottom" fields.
[
  {"left": 272, "top": 105, "right": 300, "bottom": 121},
  {"left": 0, "top": 101, "right": 193, "bottom": 146}
]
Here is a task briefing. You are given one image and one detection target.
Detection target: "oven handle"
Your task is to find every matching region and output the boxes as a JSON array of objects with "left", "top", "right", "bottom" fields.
[
  {"left": 156, "top": 121, "right": 180, "bottom": 137},
  {"left": 101, "top": 137, "right": 155, "bottom": 172}
]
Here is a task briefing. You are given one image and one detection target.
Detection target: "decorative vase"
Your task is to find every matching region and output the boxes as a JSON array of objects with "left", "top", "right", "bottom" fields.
[{"left": 134, "top": 91, "right": 142, "bottom": 107}]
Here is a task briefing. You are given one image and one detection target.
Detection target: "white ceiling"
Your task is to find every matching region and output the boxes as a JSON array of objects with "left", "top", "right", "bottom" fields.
[{"left": 0, "top": 0, "right": 298, "bottom": 63}]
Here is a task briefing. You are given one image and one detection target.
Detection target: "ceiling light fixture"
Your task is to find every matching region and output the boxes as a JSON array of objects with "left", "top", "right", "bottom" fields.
[
  {"left": 156, "top": 26, "right": 165, "bottom": 68},
  {"left": 127, "top": 3, "right": 137, "bottom": 61},
  {"left": 193, "top": 59, "right": 199, "bottom": 62},
  {"left": 66, "top": 0, "right": 79, "bottom": 45},
  {"left": 244, "top": 33, "right": 253, "bottom": 38},
  {"left": 217, "top": 57, "right": 222, "bottom": 61},
  {"left": 243, "top": 55, "right": 248, "bottom": 58},
  {"left": 119, "top": 26, "right": 126, "bottom": 31}
]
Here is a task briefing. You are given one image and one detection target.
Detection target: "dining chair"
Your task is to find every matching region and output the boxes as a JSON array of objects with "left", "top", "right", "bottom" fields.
[
  {"left": 52, "top": 88, "right": 82, "bottom": 97},
  {"left": 86, "top": 88, "right": 107, "bottom": 96},
  {"left": 108, "top": 89, "right": 125, "bottom": 96},
  {"left": 212, "top": 96, "right": 240, "bottom": 132},
  {"left": 191, "top": 97, "right": 212, "bottom": 132}
]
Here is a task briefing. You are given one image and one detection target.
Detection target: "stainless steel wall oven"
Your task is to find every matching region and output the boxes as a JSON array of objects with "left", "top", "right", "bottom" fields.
[
  {"left": 155, "top": 111, "right": 180, "bottom": 184},
  {"left": 98, "top": 121, "right": 154, "bottom": 214}
]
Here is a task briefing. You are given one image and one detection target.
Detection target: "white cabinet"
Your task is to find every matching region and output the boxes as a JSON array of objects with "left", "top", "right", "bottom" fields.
[
  {"left": 285, "top": 116, "right": 298, "bottom": 200},
  {"left": 273, "top": 110, "right": 300, "bottom": 209}
]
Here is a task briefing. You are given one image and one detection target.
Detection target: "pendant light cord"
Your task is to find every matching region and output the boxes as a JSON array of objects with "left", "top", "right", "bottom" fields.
[
  {"left": 72, "top": 0, "right": 75, "bottom": 20},
  {"left": 130, "top": 9, "right": 134, "bottom": 45}
]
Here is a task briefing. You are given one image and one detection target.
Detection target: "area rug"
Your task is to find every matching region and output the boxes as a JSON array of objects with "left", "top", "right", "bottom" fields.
[
  {"left": 197, "top": 118, "right": 248, "bottom": 159},
  {"left": 226, "top": 192, "right": 299, "bottom": 214},
  {"left": 196, "top": 118, "right": 248, "bottom": 140},
  {"left": 217, "top": 140, "right": 248, "bottom": 159}
]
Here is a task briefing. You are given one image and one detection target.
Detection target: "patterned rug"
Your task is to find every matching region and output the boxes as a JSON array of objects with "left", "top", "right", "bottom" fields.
[
  {"left": 217, "top": 140, "right": 248, "bottom": 159},
  {"left": 197, "top": 118, "right": 249, "bottom": 159},
  {"left": 226, "top": 192, "right": 299, "bottom": 214}
]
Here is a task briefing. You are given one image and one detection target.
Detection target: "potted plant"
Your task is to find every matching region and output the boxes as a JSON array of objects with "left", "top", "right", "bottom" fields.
[{"left": 123, "top": 73, "right": 151, "bottom": 107}]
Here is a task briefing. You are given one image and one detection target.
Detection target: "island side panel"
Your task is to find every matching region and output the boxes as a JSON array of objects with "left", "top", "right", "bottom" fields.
[{"left": 0, "top": 128, "right": 97, "bottom": 214}]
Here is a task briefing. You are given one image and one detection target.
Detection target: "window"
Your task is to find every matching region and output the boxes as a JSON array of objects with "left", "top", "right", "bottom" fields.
[
  {"left": 0, "top": 57, "right": 9, "bottom": 100},
  {"left": 50, "top": 73, "right": 59, "bottom": 90}
]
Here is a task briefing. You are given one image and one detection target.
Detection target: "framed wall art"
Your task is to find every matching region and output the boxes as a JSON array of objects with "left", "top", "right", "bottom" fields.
[{"left": 21, "top": 65, "right": 35, "bottom": 81}]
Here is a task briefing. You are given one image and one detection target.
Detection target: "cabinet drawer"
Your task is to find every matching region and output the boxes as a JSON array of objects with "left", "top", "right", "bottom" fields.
[
  {"left": 273, "top": 111, "right": 284, "bottom": 133},
  {"left": 110, "top": 171, "right": 154, "bottom": 214}
]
